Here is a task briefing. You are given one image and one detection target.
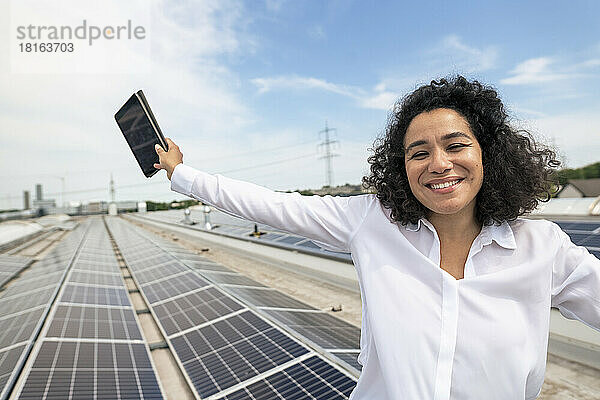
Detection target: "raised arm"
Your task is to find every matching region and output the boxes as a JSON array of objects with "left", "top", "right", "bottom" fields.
[
  {"left": 153, "top": 138, "right": 373, "bottom": 253},
  {"left": 551, "top": 223, "right": 600, "bottom": 331}
]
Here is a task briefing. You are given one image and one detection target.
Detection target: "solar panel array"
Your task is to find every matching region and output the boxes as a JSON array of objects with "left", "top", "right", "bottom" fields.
[
  {"left": 143, "top": 211, "right": 600, "bottom": 265},
  {"left": 138, "top": 211, "right": 353, "bottom": 261},
  {"left": 13, "top": 218, "right": 163, "bottom": 400},
  {"left": 557, "top": 221, "right": 600, "bottom": 259},
  {"left": 0, "top": 221, "right": 88, "bottom": 400},
  {"left": 0, "top": 254, "right": 33, "bottom": 289},
  {"left": 105, "top": 217, "right": 358, "bottom": 399},
  {"left": 129, "top": 218, "right": 363, "bottom": 373},
  {"left": 3, "top": 212, "right": 596, "bottom": 399}
]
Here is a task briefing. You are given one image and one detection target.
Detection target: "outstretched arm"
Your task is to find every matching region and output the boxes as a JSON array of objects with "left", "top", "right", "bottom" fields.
[{"left": 153, "top": 138, "right": 373, "bottom": 253}]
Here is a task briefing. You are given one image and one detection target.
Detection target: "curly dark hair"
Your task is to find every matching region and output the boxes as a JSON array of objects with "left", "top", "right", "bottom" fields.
[{"left": 362, "top": 75, "right": 561, "bottom": 226}]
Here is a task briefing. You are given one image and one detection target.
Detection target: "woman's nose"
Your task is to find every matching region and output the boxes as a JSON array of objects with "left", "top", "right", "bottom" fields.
[{"left": 428, "top": 149, "right": 453, "bottom": 173}]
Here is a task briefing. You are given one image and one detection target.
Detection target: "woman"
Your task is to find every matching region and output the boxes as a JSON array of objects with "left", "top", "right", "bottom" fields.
[{"left": 154, "top": 76, "right": 600, "bottom": 399}]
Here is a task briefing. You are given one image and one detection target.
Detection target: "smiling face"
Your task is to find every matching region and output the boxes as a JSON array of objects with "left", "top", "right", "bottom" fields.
[{"left": 403, "top": 108, "right": 484, "bottom": 220}]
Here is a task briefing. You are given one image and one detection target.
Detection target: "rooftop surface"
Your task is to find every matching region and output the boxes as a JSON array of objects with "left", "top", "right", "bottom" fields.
[{"left": 0, "top": 212, "right": 598, "bottom": 399}]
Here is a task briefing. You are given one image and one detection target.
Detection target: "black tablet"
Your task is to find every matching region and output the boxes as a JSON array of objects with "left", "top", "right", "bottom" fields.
[{"left": 115, "top": 90, "right": 168, "bottom": 178}]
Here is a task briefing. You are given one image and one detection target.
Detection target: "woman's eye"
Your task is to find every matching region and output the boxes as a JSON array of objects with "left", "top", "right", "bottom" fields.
[
  {"left": 411, "top": 152, "right": 427, "bottom": 159},
  {"left": 448, "top": 143, "right": 469, "bottom": 151}
]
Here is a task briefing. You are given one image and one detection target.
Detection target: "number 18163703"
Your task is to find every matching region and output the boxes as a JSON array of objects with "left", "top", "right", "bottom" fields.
[{"left": 19, "top": 42, "right": 74, "bottom": 52}]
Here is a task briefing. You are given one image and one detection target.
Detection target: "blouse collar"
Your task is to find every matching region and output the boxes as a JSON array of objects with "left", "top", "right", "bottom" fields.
[{"left": 406, "top": 217, "right": 517, "bottom": 250}]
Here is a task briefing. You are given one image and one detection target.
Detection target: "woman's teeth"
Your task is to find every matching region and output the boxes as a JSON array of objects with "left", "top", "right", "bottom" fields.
[{"left": 429, "top": 179, "right": 461, "bottom": 189}]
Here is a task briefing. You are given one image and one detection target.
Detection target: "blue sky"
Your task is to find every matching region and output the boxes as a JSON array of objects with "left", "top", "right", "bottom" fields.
[{"left": 1, "top": 0, "right": 599, "bottom": 209}]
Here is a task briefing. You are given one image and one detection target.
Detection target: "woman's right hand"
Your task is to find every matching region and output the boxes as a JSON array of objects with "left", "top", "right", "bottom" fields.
[{"left": 154, "top": 137, "right": 183, "bottom": 180}]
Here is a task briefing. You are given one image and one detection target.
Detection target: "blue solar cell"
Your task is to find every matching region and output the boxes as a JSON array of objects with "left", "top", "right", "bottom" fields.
[
  {"left": 142, "top": 271, "right": 209, "bottom": 304},
  {"left": 555, "top": 221, "right": 600, "bottom": 232},
  {"left": 566, "top": 232, "right": 592, "bottom": 245},
  {"left": 223, "top": 356, "right": 356, "bottom": 399},
  {"left": 0, "top": 344, "right": 27, "bottom": 398},
  {"left": 153, "top": 287, "right": 244, "bottom": 336},
  {"left": 19, "top": 341, "right": 162, "bottom": 400},
  {"left": 59, "top": 284, "right": 131, "bottom": 307},
  {"left": 170, "top": 311, "right": 309, "bottom": 398},
  {"left": 580, "top": 234, "right": 600, "bottom": 248}
]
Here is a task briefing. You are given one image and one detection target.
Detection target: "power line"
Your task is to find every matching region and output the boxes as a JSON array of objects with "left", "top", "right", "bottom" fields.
[
  {"left": 3, "top": 152, "right": 318, "bottom": 200},
  {"left": 2, "top": 139, "right": 319, "bottom": 179},
  {"left": 197, "top": 139, "right": 317, "bottom": 163},
  {"left": 217, "top": 153, "right": 315, "bottom": 174}
]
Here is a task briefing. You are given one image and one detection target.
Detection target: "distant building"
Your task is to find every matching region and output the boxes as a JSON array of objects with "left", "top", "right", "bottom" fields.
[
  {"left": 85, "top": 201, "right": 108, "bottom": 213},
  {"left": 557, "top": 178, "right": 600, "bottom": 198},
  {"left": 35, "top": 184, "right": 43, "bottom": 201},
  {"left": 23, "top": 190, "right": 30, "bottom": 210},
  {"left": 117, "top": 201, "right": 138, "bottom": 212},
  {"left": 80, "top": 200, "right": 138, "bottom": 215},
  {"left": 32, "top": 199, "right": 56, "bottom": 214}
]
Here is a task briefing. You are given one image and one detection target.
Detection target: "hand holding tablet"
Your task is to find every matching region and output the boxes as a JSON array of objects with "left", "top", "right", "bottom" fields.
[
  {"left": 114, "top": 90, "right": 171, "bottom": 178},
  {"left": 154, "top": 138, "right": 183, "bottom": 180}
]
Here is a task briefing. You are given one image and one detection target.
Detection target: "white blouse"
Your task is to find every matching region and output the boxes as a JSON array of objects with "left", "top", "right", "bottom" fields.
[{"left": 170, "top": 164, "right": 600, "bottom": 400}]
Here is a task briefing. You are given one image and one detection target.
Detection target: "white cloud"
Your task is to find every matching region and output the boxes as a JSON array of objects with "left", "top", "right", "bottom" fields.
[
  {"left": 501, "top": 52, "right": 600, "bottom": 86},
  {"left": 251, "top": 75, "right": 358, "bottom": 97},
  {"left": 251, "top": 75, "right": 399, "bottom": 111},
  {"left": 429, "top": 35, "right": 498, "bottom": 73},
  {"left": 359, "top": 91, "right": 398, "bottom": 111},
  {"left": 501, "top": 57, "right": 573, "bottom": 85}
]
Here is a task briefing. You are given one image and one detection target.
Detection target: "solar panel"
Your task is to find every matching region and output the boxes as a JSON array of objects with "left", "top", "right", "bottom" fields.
[
  {"left": 13, "top": 218, "right": 164, "bottom": 399},
  {"left": 153, "top": 287, "right": 245, "bottom": 336},
  {"left": 46, "top": 305, "right": 143, "bottom": 340},
  {"left": 330, "top": 352, "right": 362, "bottom": 372},
  {"left": 221, "top": 355, "right": 356, "bottom": 399},
  {"left": 170, "top": 311, "right": 309, "bottom": 398},
  {"left": 0, "top": 255, "right": 32, "bottom": 288},
  {"left": 131, "top": 261, "right": 188, "bottom": 285},
  {"left": 0, "top": 221, "right": 91, "bottom": 399},
  {"left": 223, "top": 287, "right": 316, "bottom": 310},
  {"left": 129, "top": 252, "right": 174, "bottom": 268},
  {"left": 0, "top": 255, "right": 32, "bottom": 270},
  {"left": 0, "top": 344, "right": 27, "bottom": 398},
  {"left": 106, "top": 217, "right": 358, "bottom": 399},
  {"left": 59, "top": 284, "right": 131, "bottom": 307},
  {"left": 566, "top": 232, "right": 594, "bottom": 246},
  {"left": 0, "top": 287, "right": 57, "bottom": 319},
  {"left": 16, "top": 341, "right": 162, "bottom": 400},
  {"left": 70, "top": 260, "right": 119, "bottom": 273},
  {"left": 187, "top": 261, "right": 234, "bottom": 272},
  {"left": 67, "top": 270, "right": 124, "bottom": 287},
  {"left": 202, "top": 271, "right": 266, "bottom": 287},
  {"left": 141, "top": 271, "right": 209, "bottom": 304},
  {"left": 15, "top": 261, "right": 67, "bottom": 279},
  {"left": 263, "top": 310, "right": 361, "bottom": 349},
  {"left": 580, "top": 234, "right": 600, "bottom": 248},
  {"left": 0, "top": 271, "right": 64, "bottom": 299},
  {"left": 0, "top": 307, "right": 45, "bottom": 350},
  {"left": 555, "top": 221, "right": 600, "bottom": 232}
]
